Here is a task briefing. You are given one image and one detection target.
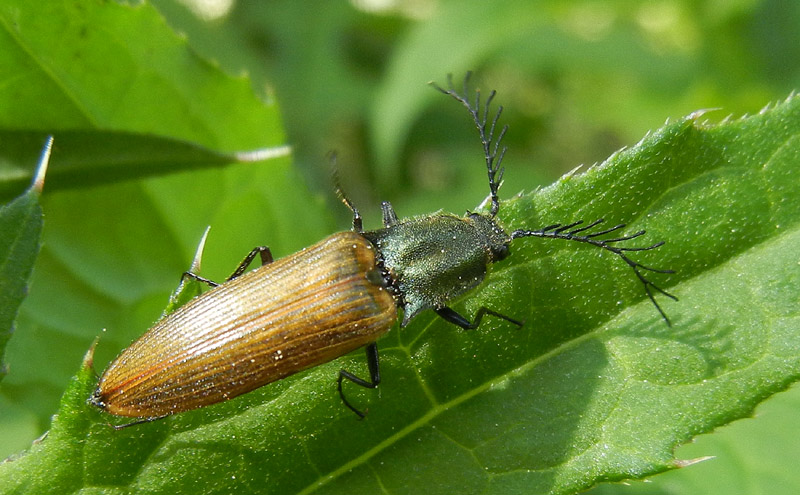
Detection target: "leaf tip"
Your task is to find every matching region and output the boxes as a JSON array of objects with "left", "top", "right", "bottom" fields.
[
  {"left": 672, "top": 455, "right": 715, "bottom": 468},
  {"left": 234, "top": 144, "right": 292, "bottom": 163},
  {"left": 32, "top": 136, "right": 54, "bottom": 194},
  {"left": 191, "top": 226, "right": 212, "bottom": 274},
  {"left": 82, "top": 336, "right": 101, "bottom": 372}
]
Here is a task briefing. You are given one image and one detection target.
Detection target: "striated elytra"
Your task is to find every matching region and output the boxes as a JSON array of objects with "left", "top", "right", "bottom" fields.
[
  {"left": 89, "top": 74, "right": 676, "bottom": 427},
  {"left": 92, "top": 232, "right": 396, "bottom": 419}
]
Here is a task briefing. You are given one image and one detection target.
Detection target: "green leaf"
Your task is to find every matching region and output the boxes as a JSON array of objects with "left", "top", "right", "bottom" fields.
[
  {"left": 587, "top": 386, "right": 800, "bottom": 494},
  {"left": 0, "top": 130, "right": 290, "bottom": 202},
  {"left": 0, "top": 0, "right": 284, "bottom": 148},
  {"left": 1, "top": 90, "right": 798, "bottom": 494},
  {"left": 0, "top": 0, "right": 290, "bottom": 207},
  {"left": 0, "top": 0, "right": 293, "bottom": 459},
  {"left": 0, "top": 138, "right": 49, "bottom": 385}
]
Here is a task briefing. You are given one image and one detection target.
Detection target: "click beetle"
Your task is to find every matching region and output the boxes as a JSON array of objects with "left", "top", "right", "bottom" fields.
[{"left": 89, "top": 74, "right": 675, "bottom": 427}]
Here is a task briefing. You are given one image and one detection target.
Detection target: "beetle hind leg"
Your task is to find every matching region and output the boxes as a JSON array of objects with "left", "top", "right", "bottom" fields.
[{"left": 338, "top": 343, "right": 381, "bottom": 418}]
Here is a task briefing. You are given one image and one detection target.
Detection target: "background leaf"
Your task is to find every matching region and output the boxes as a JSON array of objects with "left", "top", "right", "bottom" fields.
[
  {"left": 2, "top": 1, "right": 799, "bottom": 494},
  {"left": 0, "top": 130, "right": 290, "bottom": 202},
  {"left": 0, "top": 0, "right": 300, "bottom": 463},
  {"left": 0, "top": 138, "right": 48, "bottom": 384},
  {"left": 0, "top": 0, "right": 282, "bottom": 147}
]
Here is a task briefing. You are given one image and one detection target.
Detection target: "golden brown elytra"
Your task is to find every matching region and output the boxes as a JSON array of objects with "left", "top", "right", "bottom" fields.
[{"left": 92, "top": 232, "right": 396, "bottom": 419}]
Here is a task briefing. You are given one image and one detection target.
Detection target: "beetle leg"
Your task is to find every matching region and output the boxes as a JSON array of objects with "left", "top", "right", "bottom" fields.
[
  {"left": 226, "top": 246, "right": 273, "bottom": 281},
  {"left": 337, "top": 343, "right": 381, "bottom": 418},
  {"left": 181, "top": 271, "right": 219, "bottom": 288},
  {"left": 435, "top": 306, "right": 523, "bottom": 330},
  {"left": 381, "top": 201, "right": 398, "bottom": 227},
  {"left": 108, "top": 415, "right": 168, "bottom": 430},
  {"left": 180, "top": 246, "right": 273, "bottom": 288},
  {"left": 89, "top": 389, "right": 170, "bottom": 429}
]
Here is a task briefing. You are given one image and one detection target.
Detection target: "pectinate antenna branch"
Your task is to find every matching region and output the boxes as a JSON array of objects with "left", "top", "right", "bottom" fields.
[
  {"left": 512, "top": 220, "right": 677, "bottom": 325},
  {"left": 430, "top": 72, "right": 508, "bottom": 218}
]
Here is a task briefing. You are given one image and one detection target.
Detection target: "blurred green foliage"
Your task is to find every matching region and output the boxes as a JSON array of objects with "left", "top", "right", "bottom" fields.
[
  {"left": 152, "top": 0, "right": 799, "bottom": 220},
  {"left": 1, "top": 0, "right": 798, "bottom": 493}
]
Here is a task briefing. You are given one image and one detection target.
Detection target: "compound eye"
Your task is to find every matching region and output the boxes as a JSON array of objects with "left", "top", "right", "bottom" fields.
[{"left": 493, "top": 244, "right": 510, "bottom": 261}]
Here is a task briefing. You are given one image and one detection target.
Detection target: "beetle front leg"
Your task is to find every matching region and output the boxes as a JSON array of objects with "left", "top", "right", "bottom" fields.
[
  {"left": 338, "top": 343, "right": 381, "bottom": 418},
  {"left": 435, "top": 306, "right": 523, "bottom": 330}
]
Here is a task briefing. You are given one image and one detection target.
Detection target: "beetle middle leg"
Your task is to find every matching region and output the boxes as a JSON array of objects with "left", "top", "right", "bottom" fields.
[
  {"left": 435, "top": 306, "right": 523, "bottom": 330},
  {"left": 226, "top": 246, "right": 273, "bottom": 281},
  {"left": 338, "top": 343, "right": 381, "bottom": 418}
]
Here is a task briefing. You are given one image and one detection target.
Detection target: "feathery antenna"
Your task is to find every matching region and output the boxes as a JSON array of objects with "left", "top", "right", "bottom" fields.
[
  {"left": 431, "top": 73, "right": 676, "bottom": 324},
  {"left": 512, "top": 220, "right": 677, "bottom": 325},
  {"left": 430, "top": 72, "right": 507, "bottom": 218}
]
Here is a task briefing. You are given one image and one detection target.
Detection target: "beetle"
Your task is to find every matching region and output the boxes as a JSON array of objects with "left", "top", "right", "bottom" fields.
[{"left": 89, "top": 73, "right": 675, "bottom": 427}]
